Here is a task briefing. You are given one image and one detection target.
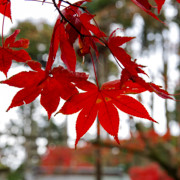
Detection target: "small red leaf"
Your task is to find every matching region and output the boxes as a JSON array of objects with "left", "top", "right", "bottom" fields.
[
  {"left": 154, "top": 0, "right": 165, "bottom": 14},
  {"left": 108, "top": 29, "right": 135, "bottom": 47},
  {"left": 46, "top": 18, "right": 61, "bottom": 72},
  {"left": 26, "top": 60, "right": 42, "bottom": 71},
  {"left": 7, "top": 87, "right": 41, "bottom": 111},
  {"left": 98, "top": 94, "right": 120, "bottom": 143},
  {"left": 131, "top": 0, "right": 165, "bottom": 24},
  {"left": 59, "top": 22, "right": 77, "bottom": 72},
  {"left": 107, "top": 33, "right": 138, "bottom": 76},
  {"left": 149, "top": 83, "right": 174, "bottom": 100},
  {"left": 4, "top": 29, "right": 29, "bottom": 48},
  {"left": 110, "top": 94, "right": 157, "bottom": 122},
  {"left": 4, "top": 30, "right": 20, "bottom": 47},
  {"left": 80, "top": 13, "right": 106, "bottom": 38},
  {"left": 75, "top": 95, "right": 98, "bottom": 147},
  {"left": 60, "top": 90, "right": 97, "bottom": 115},
  {"left": 40, "top": 78, "right": 61, "bottom": 119},
  {"left": 0, "top": 30, "right": 31, "bottom": 76},
  {"left": 0, "top": 0, "right": 11, "bottom": 20},
  {"left": 2, "top": 71, "right": 45, "bottom": 88}
]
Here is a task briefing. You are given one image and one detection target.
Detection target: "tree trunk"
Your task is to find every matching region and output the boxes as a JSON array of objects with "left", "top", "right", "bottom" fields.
[{"left": 95, "top": 121, "right": 102, "bottom": 180}]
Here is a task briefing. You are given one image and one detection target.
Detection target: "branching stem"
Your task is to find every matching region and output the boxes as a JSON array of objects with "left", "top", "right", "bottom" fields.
[{"left": 52, "top": 0, "right": 84, "bottom": 36}]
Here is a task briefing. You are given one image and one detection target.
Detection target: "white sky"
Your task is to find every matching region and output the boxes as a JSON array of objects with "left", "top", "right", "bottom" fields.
[
  {"left": 0, "top": 0, "right": 56, "bottom": 35},
  {"left": 0, "top": 0, "right": 80, "bottom": 35}
]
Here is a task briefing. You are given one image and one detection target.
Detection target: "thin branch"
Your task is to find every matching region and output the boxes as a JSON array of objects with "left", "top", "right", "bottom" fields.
[
  {"left": 90, "top": 52, "right": 100, "bottom": 89},
  {"left": 52, "top": 0, "right": 84, "bottom": 36},
  {"left": 1, "top": 3, "right": 8, "bottom": 46},
  {"left": 61, "top": 0, "right": 86, "bottom": 11},
  {"left": 25, "top": 0, "right": 53, "bottom": 4}
]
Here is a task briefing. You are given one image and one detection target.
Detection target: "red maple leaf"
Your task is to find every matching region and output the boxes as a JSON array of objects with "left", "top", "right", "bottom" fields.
[
  {"left": 107, "top": 32, "right": 173, "bottom": 100},
  {"left": 62, "top": 2, "right": 106, "bottom": 57},
  {"left": 59, "top": 80, "right": 156, "bottom": 147},
  {"left": 119, "top": 68, "right": 173, "bottom": 100},
  {"left": 0, "top": 0, "right": 11, "bottom": 20},
  {"left": 107, "top": 30, "right": 137, "bottom": 76},
  {"left": 154, "top": 0, "right": 166, "bottom": 14},
  {"left": 0, "top": 29, "right": 31, "bottom": 76},
  {"left": 2, "top": 61, "right": 88, "bottom": 119},
  {"left": 131, "top": 0, "right": 165, "bottom": 23},
  {"left": 45, "top": 18, "right": 76, "bottom": 72}
]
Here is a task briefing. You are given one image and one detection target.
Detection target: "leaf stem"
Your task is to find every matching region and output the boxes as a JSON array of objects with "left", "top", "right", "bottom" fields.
[
  {"left": 90, "top": 52, "right": 100, "bottom": 89},
  {"left": 105, "top": 42, "right": 123, "bottom": 69},
  {"left": 61, "top": 0, "right": 86, "bottom": 11}
]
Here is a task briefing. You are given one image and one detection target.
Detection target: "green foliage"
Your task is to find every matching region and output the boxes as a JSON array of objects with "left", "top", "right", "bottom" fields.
[
  {"left": 11, "top": 21, "right": 53, "bottom": 67},
  {"left": 86, "top": 0, "right": 117, "bottom": 13},
  {"left": 7, "top": 165, "right": 25, "bottom": 180}
]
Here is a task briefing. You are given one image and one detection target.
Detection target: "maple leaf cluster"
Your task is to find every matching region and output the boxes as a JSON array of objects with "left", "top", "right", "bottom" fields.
[{"left": 0, "top": 0, "right": 177, "bottom": 146}]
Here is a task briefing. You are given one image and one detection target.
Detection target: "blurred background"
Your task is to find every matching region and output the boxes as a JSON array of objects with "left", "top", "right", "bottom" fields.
[{"left": 0, "top": 0, "right": 180, "bottom": 179}]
